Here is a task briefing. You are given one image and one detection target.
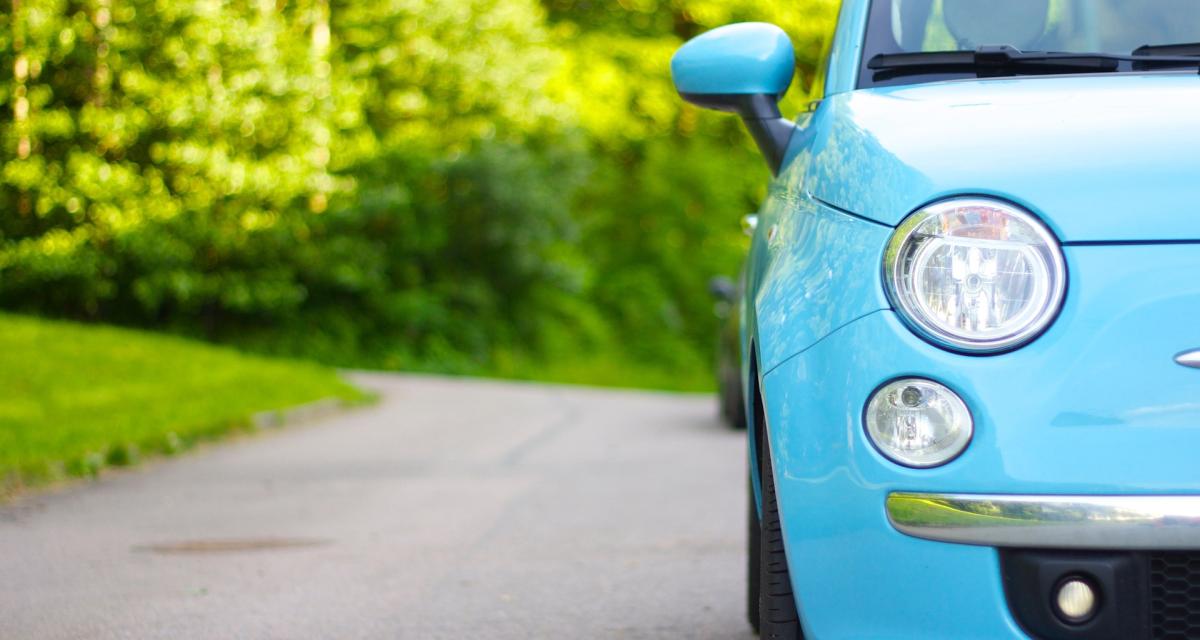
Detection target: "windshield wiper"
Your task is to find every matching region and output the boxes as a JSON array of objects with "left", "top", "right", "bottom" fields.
[
  {"left": 869, "top": 46, "right": 1118, "bottom": 79},
  {"left": 869, "top": 45, "right": 1200, "bottom": 80},
  {"left": 1133, "top": 42, "right": 1200, "bottom": 57}
]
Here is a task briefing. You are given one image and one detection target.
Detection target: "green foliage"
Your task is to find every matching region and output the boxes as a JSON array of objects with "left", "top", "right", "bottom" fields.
[
  {"left": 0, "top": 312, "right": 362, "bottom": 493},
  {"left": 230, "top": 140, "right": 592, "bottom": 371},
  {"left": 0, "top": 0, "right": 842, "bottom": 390},
  {"left": 2, "top": 0, "right": 333, "bottom": 318}
]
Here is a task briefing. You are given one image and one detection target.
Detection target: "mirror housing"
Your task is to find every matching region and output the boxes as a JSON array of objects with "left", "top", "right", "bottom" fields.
[
  {"left": 709, "top": 276, "right": 736, "bottom": 304},
  {"left": 671, "top": 23, "right": 798, "bottom": 175}
]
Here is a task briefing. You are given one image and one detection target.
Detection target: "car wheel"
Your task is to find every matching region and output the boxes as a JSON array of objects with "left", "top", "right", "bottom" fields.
[
  {"left": 756, "top": 393, "right": 803, "bottom": 639},
  {"left": 719, "top": 369, "right": 744, "bottom": 430},
  {"left": 748, "top": 476, "right": 761, "bottom": 634},
  {"left": 729, "top": 381, "right": 748, "bottom": 430},
  {"left": 720, "top": 380, "right": 736, "bottom": 425}
]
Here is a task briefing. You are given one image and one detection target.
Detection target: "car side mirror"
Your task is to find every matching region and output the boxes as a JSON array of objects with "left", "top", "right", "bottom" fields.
[
  {"left": 671, "top": 23, "right": 798, "bottom": 175},
  {"left": 709, "top": 276, "right": 737, "bottom": 304}
]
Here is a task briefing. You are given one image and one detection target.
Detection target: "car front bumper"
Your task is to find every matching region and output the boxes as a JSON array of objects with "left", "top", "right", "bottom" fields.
[
  {"left": 758, "top": 243, "right": 1200, "bottom": 638},
  {"left": 888, "top": 493, "right": 1200, "bottom": 551}
]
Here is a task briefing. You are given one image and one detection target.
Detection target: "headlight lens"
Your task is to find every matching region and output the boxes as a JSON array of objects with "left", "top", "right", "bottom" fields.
[
  {"left": 885, "top": 199, "right": 1066, "bottom": 353},
  {"left": 865, "top": 378, "right": 973, "bottom": 468}
]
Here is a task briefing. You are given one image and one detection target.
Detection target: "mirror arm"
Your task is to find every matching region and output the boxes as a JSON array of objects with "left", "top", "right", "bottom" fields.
[
  {"left": 681, "top": 93, "right": 797, "bottom": 176},
  {"left": 744, "top": 115, "right": 796, "bottom": 177},
  {"left": 734, "top": 95, "right": 796, "bottom": 177}
]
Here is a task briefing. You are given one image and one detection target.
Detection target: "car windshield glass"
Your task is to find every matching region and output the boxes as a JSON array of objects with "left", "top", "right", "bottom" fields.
[{"left": 861, "top": 0, "right": 1200, "bottom": 86}]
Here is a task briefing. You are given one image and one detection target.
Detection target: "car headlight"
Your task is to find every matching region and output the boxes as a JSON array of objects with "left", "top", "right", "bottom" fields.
[
  {"left": 884, "top": 198, "right": 1066, "bottom": 353},
  {"left": 865, "top": 378, "right": 973, "bottom": 468}
]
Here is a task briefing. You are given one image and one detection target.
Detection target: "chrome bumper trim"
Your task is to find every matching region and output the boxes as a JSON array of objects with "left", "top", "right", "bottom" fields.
[{"left": 887, "top": 492, "right": 1200, "bottom": 550}]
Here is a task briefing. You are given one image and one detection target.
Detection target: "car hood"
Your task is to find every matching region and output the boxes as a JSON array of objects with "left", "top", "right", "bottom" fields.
[{"left": 799, "top": 73, "right": 1200, "bottom": 242}]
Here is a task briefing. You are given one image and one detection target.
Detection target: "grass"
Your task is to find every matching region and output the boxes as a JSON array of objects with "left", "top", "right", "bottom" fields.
[{"left": 0, "top": 313, "right": 365, "bottom": 495}]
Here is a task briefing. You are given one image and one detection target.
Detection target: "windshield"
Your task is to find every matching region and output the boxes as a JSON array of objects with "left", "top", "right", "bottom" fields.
[{"left": 860, "top": 0, "right": 1200, "bottom": 86}]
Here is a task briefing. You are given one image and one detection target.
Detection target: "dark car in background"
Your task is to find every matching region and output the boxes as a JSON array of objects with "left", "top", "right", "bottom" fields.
[{"left": 710, "top": 275, "right": 746, "bottom": 430}]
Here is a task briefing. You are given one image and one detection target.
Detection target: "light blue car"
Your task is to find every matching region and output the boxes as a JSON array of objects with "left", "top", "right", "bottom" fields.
[{"left": 672, "top": 1, "right": 1200, "bottom": 638}]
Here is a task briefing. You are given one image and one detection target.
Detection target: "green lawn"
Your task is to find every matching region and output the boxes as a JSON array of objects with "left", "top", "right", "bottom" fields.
[{"left": 0, "top": 314, "right": 364, "bottom": 494}]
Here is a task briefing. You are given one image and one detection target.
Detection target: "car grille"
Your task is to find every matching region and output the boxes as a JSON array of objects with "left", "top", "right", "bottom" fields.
[
  {"left": 1003, "top": 548, "right": 1200, "bottom": 640},
  {"left": 1151, "top": 552, "right": 1200, "bottom": 640}
]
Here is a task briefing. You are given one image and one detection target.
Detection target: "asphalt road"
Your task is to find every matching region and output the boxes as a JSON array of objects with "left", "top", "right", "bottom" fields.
[{"left": 0, "top": 373, "right": 753, "bottom": 639}]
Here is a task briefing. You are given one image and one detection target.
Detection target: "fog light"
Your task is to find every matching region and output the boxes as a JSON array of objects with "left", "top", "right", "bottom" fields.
[
  {"left": 864, "top": 379, "right": 972, "bottom": 468},
  {"left": 1054, "top": 578, "right": 1098, "bottom": 624}
]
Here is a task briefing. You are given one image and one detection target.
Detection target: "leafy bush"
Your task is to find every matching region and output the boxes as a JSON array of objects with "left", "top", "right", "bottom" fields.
[{"left": 0, "top": 0, "right": 840, "bottom": 389}]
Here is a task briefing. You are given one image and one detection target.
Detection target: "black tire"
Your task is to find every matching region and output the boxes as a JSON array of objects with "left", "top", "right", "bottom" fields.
[
  {"left": 730, "top": 381, "right": 748, "bottom": 430},
  {"left": 748, "top": 476, "right": 761, "bottom": 634},
  {"left": 756, "top": 394, "right": 803, "bottom": 639},
  {"left": 720, "top": 382, "right": 737, "bottom": 426},
  {"left": 719, "top": 373, "right": 747, "bottom": 430}
]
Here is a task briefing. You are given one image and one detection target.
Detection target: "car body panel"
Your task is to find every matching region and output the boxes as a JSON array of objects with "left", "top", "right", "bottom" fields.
[
  {"left": 802, "top": 74, "right": 1200, "bottom": 242},
  {"left": 763, "top": 340, "right": 1028, "bottom": 638},
  {"left": 764, "top": 243, "right": 1200, "bottom": 496},
  {"left": 750, "top": 188, "right": 891, "bottom": 375},
  {"left": 752, "top": 71, "right": 1200, "bottom": 385},
  {"left": 759, "top": 241, "right": 1200, "bottom": 636}
]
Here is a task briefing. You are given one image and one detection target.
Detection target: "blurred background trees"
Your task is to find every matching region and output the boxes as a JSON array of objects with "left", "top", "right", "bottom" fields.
[{"left": 1, "top": 0, "right": 839, "bottom": 390}]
